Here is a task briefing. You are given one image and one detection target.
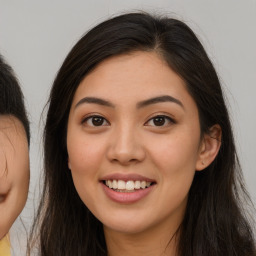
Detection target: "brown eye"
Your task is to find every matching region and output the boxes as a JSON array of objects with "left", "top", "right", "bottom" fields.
[
  {"left": 83, "top": 115, "right": 109, "bottom": 127},
  {"left": 153, "top": 116, "right": 166, "bottom": 126},
  {"left": 145, "top": 115, "right": 175, "bottom": 127},
  {"left": 91, "top": 116, "right": 104, "bottom": 126}
]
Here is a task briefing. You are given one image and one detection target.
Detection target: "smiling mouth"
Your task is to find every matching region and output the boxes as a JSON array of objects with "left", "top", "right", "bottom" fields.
[{"left": 103, "top": 180, "right": 155, "bottom": 193}]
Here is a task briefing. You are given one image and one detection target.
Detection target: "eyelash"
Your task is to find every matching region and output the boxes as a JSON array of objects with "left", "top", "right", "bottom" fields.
[
  {"left": 82, "top": 115, "right": 109, "bottom": 127},
  {"left": 82, "top": 114, "right": 175, "bottom": 128},
  {"left": 144, "top": 115, "right": 175, "bottom": 127}
]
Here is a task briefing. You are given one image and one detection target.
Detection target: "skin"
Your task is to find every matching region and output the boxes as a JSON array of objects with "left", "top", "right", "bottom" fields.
[
  {"left": 0, "top": 115, "right": 29, "bottom": 240},
  {"left": 67, "top": 51, "right": 221, "bottom": 255}
]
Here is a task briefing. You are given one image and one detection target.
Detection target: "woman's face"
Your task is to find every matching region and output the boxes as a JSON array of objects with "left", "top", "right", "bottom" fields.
[
  {"left": 0, "top": 116, "right": 29, "bottom": 239},
  {"left": 67, "top": 51, "right": 204, "bottom": 235}
]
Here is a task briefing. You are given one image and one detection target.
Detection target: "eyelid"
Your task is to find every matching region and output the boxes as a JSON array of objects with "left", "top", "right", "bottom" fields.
[
  {"left": 81, "top": 113, "right": 107, "bottom": 122},
  {"left": 80, "top": 113, "right": 176, "bottom": 127},
  {"left": 81, "top": 114, "right": 110, "bottom": 127},
  {"left": 144, "top": 114, "right": 176, "bottom": 127}
]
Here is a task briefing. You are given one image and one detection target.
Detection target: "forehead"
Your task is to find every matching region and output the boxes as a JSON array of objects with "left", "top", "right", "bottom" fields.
[
  {"left": 71, "top": 51, "right": 196, "bottom": 111},
  {"left": 0, "top": 115, "right": 26, "bottom": 136},
  {"left": 0, "top": 115, "right": 27, "bottom": 154},
  {"left": 0, "top": 115, "right": 28, "bottom": 176},
  {"left": 0, "top": 117, "right": 17, "bottom": 171}
]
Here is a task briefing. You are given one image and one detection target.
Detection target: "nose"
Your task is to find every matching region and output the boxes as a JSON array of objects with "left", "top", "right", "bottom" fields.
[{"left": 106, "top": 125, "right": 146, "bottom": 165}]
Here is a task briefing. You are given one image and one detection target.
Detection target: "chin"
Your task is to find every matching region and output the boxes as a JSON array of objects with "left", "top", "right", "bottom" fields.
[
  {"left": 99, "top": 212, "right": 153, "bottom": 235},
  {"left": 103, "top": 221, "right": 148, "bottom": 235}
]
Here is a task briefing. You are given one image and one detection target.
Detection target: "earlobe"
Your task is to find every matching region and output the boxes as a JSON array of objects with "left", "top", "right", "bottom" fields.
[{"left": 196, "top": 124, "right": 222, "bottom": 171}]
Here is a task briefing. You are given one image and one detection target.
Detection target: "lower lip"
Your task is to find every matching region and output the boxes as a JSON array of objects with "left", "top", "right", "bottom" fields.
[{"left": 101, "top": 183, "right": 155, "bottom": 204}]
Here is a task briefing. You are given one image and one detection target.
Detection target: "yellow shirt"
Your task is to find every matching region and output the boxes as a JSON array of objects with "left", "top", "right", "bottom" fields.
[{"left": 0, "top": 235, "right": 11, "bottom": 256}]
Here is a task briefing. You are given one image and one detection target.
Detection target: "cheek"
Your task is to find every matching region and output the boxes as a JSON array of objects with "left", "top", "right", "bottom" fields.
[
  {"left": 0, "top": 145, "right": 29, "bottom": 239},
  {"left": 67, "top": 134, "right": 107, "bottom": 204},
  {"left": 10, "top": 138, "right": 30, "bottom": 198},
  {"left": 67, "top": 138, "right": 107, "bottom": 212},
  {"left": 13, "top": 148, "right": 30, "bottom": 189},
  {"left": 68, "top": 138, "right": 105, "bottom": 174},
  {"left": 147, "top": 130, "right": 200, "bottom": 200},
  {"left": 149, "top": 132, "right": 200, "bottom": 171}
]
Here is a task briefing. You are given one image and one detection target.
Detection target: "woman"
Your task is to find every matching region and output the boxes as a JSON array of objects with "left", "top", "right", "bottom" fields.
[
  {"left": 29, "top": 13, "right": 255, "bottom": 255},
  {"left": 0, "top": 55, "right": 30, "bottom": 254}
]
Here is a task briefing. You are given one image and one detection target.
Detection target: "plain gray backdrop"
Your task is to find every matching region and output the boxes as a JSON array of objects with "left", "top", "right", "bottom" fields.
[{"left": 0, "top": 1, "right": 255, "bottom": 255}]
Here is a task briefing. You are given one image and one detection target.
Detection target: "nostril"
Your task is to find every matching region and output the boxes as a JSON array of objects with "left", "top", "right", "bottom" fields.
[{"left": 111, "top": 157, "right": 139, "bottom": 165}]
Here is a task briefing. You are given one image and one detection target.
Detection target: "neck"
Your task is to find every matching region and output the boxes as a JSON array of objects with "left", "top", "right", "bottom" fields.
[{"left": 104, "top": 221, "right": 180, "bottom": 256}]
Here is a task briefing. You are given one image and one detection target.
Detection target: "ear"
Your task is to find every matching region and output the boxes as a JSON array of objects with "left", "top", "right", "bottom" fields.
[{"left": 196, "top": 124, "right": 222, "bottom": 171}]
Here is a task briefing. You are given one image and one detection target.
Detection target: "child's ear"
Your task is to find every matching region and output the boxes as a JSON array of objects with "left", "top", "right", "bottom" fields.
[{"left": 196, "top": 124, "right": 222, "bottom": 171}]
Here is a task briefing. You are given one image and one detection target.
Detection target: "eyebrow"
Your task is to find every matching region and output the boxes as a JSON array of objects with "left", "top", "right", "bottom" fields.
[
  {"left": 75, "top": 97, "right": 115, "bottom": 109},
  {"left": 74, "top": 95, "right": 184, "bottom": 109},
  {"left": 137, "top": 95, "right": 184, "bottom": 109}
]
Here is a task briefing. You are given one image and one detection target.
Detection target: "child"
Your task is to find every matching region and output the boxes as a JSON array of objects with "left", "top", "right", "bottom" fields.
[{"left": 0, "top": 55, "right": 30, "bottom": 255}]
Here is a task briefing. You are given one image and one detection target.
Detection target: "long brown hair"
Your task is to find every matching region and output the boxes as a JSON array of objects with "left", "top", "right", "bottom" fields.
[{"left": 28, "top": 12, "right": 255, "bottom": 256}]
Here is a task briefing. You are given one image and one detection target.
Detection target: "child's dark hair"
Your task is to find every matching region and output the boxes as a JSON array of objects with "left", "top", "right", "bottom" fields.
[{"left": 0, "top": 54, "right": 30, "bottom": 143}]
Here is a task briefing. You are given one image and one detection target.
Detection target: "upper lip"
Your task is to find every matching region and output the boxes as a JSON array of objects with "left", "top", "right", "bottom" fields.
[{"left": 101, "top": 173, "right": 156, "bottom": 182}]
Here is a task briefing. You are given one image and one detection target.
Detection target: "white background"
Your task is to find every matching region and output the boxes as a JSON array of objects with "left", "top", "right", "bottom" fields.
[{"left": 0, "top": 1, "right": 255, "bottom": 255}]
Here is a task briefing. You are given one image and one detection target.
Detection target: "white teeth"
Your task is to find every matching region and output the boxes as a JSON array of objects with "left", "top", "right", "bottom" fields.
[
  {"left": 107, "top": 180, "right": 113, "bottom": 189},
  {"left": 126, "top": 181, "right": 135, "bottom": 190},
  {"left": 141, "top": 181, "right": 146, "bottom": 189},
  {"left": 113, "top": 180, "right": 118, "bottom": 189},
  {"left": 117, "top": 180, "right": 126, "bottom": 189},
  {"left": 134, "top": 180, "right": 141, "bottom": 189},
  {"left": 105, "top": 180, "right": 152, "bottom": 191}
]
